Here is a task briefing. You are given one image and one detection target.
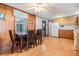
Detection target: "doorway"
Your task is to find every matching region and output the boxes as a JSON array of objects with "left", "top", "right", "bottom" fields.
[{"left": 42, "top": 21, "right": 46, "bottom": 36}]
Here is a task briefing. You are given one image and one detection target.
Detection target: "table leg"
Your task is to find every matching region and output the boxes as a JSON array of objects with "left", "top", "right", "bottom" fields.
[
  {"left": 20, "top": 35, "right": 22, "bottom": 52},
  {"left": 26, "top": 35, "right": 28, "bottom": 50}
]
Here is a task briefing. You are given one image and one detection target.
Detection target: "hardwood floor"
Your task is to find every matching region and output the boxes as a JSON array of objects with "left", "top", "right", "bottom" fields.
[{"left": 0, "top": 37, "right": 79, "bottom": 56}]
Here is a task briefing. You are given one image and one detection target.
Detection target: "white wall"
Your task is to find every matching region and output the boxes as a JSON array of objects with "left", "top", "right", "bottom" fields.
[
  {"left": 60, "top": 25, "right": 76, "bottom": 30},
  {"left": 36, "top": 17, "right": 43, "bottom": 29}
]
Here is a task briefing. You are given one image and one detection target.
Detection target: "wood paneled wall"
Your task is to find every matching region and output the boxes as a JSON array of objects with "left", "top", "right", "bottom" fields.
[
  {"left": 27, "top": 14, "right": 36, "bottom": 30},
  {"left": 0, "top": 4, "right": 14, "bottom": 51},
  {"left": 0, "top": 4, "right": 36, "bottom": 52}
]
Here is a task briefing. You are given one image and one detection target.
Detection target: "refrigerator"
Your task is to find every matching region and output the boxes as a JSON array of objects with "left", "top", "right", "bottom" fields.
[{"left": 49, "top": 22, "right": 60, "bottom": 37}]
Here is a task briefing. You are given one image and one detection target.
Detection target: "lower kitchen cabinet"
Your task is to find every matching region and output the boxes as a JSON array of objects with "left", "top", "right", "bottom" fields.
[
  {"left": 59, "top": 30, "right": 73, "bottom": 39},
  {"left": 77, "top": 33, "right": 79, "bottom": 49}
]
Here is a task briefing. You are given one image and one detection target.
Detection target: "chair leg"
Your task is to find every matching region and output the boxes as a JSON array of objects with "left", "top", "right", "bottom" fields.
[
  {"left": 11, "top": 40, "right": 14, "bottom": 53},
  {"left": 11, "top": 47, "right": 13, "bottom": 53},
  {"left": 35, "top": 40, "right": 37, "bottom": 47},
  {"left": 40, "top": 37, "right": 42, "bottom": 45},
  {"left": 38, "top": 39, "right": 40, "bottom": 45},
  {"left": 33, "top": 41, "right": 35, "bottom": 48},
  {"left": 38, "top": 37, "right": 42, "bottom": 45},
  {"left": 20, "top": 36, "right": 23, "bottom": 52}
]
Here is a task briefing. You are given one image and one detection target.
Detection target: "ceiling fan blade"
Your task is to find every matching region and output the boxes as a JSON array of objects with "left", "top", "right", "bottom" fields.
[
  {"left": 26, "top": 7, "right": 34, "bottom": 10},
  {"left": 40, "top": 8, "right": 47, "bottom": 12}
]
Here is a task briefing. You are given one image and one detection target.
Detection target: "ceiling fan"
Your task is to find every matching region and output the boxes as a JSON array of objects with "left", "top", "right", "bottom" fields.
[{"left": 27, "top": 3, "right": 47, "bottom": 15}]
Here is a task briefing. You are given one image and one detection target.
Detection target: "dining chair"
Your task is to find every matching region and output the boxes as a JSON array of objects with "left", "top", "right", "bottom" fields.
[
  {"left": 9, "top": 30, "right": 14, "bottom": 53},
  {"left": 9, "top": 30, "right": 20, "bottom": 53},
  {"left": 37, "top": 29, "right": 42, "bottom": 45},
  {"left": 27, "top": 30, "right": 36, "bottom": 48}
]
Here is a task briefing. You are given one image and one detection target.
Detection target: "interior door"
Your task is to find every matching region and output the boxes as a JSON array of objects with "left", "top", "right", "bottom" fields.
[{"left": 42, "top": 21, "right": 46, "bottom": 36}]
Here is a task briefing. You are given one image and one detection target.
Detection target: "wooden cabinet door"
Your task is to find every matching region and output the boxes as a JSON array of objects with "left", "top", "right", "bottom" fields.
[
  {"left": 59, "top": 30, "right": 73, "bottom": 39},
  {"left": 65, "top": 30, "right": 73, "bottom": 39},
  {"left": 59, "top": 30, "right": 65, "bottom": 38},
  {"left": 58, "top": 16, "right": 77, "bottom": 25},
  {"left": 77, "top": 33, "right": 79, "bottom": 49}
]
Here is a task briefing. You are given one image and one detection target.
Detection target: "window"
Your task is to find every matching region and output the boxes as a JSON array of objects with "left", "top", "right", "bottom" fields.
[
  {"left": 16, "top": 23, "right": 27, "bottom": 34},
  {"left": 0, "top": 13, "right": 5, "bottom": 20},
  {"left": 17, "top": 24, "right": 23, "bottom": 32},
  {"left": 15, "top": 18, "right": 27, "bottom": 35}
]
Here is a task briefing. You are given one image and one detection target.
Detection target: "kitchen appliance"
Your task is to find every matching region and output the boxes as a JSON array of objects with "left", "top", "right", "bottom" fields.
[{"left": 49, "top": 22, "right": 60, "bottom": 37}]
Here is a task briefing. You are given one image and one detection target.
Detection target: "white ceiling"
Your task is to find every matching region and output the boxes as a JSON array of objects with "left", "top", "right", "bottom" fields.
[{"left": 5, "top": 3, "right": 79, "bottom": 20}]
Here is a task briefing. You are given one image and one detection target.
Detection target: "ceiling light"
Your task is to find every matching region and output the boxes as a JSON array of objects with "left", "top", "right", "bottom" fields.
[
  {"left": 33, "top": 3, "right": 41, "bottom": 7},
  {"left": 75, "top": 11, "right": 79, "bottom": 15},
  {"left": 27, "top": 3, "right": 46, "bottom": 15},
  {"left": 55, "top": 15, "right": 64, "bottom": 18},
  {"left": 33, "top": 3, "right": 44, "bottom": 15}
]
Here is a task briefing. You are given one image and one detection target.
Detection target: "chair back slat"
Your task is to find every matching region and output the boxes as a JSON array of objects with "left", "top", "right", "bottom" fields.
[{"left": 9, "top": 30, "right": 13, "bottom": 42}]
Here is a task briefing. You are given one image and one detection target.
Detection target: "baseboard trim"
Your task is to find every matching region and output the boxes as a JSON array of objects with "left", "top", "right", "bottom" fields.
[{"left": 48, "top": 36, "right": 59, "bottom": 38}]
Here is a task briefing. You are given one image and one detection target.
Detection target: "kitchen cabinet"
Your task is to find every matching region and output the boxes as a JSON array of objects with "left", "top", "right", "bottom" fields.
[
  {"left": 55, "top": 16, "right": 77, "bottom": 25},
  {"left": 77, "top": 16, "right": 79, "bottom": 25},
  {"left": 69, "top": 16, "right": 77, "bottom": 25},
  {"left": 77, "top": 33, "right": 79, "bottom": 49},
  {"left": 59, "top": 30, "right": 73, "bottom": 39}
]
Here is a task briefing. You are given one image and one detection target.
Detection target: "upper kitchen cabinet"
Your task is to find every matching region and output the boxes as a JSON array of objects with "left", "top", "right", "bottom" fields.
[
  {"left": 77, "top": 16, "right": 79, "bottom": 25},
  {"left": 72, "top": 16, "right": 79, "bottom": 25},
  {"left": 54, "top": 16, "right": 77, "bottom": 25},
  {"left": 69, "top": 16, "right": 77, "bottom": 25}
]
